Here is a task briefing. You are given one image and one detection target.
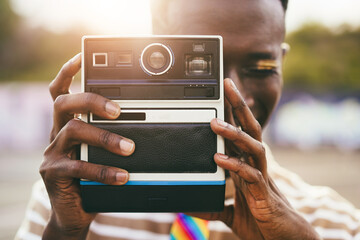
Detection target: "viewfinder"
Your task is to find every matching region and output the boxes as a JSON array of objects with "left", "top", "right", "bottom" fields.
[{"left": 185, "top": 55, "right": 212, "bottom": 76}]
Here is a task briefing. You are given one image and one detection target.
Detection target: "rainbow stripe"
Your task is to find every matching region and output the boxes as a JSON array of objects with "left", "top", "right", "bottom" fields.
[{"left": 170, "top": 213, "right": 209, "bottom": 240}]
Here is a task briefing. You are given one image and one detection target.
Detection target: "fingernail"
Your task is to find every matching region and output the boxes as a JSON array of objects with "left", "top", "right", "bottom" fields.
[
  {"left": 70, "top": 53, "right": 81, "bottom": 65},
  {"left": 120, "top": 139, "right": 135, "bottom": 153},
  {"left": 105, "top": 101, "right": 120, "bottom": 116},
  {"left": 217, "top": 118, "right": 228, "bottom": 128},
  {"left": 217, "top": 153, "right": 229, "bottom": 159},
  {"left": 116, "top": 172, "right": 128, "bottom": 183}
]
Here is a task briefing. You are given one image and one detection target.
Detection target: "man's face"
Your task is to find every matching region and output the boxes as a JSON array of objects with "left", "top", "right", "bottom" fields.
[{"left": 165, "top": 0, "right": 285, "bottom": 128}]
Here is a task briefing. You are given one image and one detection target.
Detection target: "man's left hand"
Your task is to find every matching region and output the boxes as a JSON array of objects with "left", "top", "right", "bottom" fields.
[{"left": 190, "top": 78, "right": 320, "bottom": 240}]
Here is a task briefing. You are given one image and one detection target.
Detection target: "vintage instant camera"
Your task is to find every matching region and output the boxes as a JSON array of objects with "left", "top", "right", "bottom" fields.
[{"left": 80, "top": 35, "right": 225, "bottom": 212}]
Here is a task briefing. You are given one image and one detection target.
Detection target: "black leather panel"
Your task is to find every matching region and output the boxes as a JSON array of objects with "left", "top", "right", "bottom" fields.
[
  {"left": 88, "top": 123, "right": 217, "bottom": 173},
  {"left": 81, "top": 184, "right": 225, "bottom": 212}
]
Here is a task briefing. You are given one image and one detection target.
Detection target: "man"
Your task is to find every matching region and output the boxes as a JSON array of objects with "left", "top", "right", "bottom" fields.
[{"left": 16, "top": 0, "right": 360, "bottom": 239}]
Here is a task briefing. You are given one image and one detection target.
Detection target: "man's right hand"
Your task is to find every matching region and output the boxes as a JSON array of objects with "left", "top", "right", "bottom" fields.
[{"left": 40, "top": 53, "right": 135, "bottom": 240}]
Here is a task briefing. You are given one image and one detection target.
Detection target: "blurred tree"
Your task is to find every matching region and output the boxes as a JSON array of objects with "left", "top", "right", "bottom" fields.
[
  {"left": 0, "top": 0, "right": 18, "bottom": 45},
  {"left": 0, "top": 28, "right": 84, "bottom": 82},
  {"left": 0, "top": 0, "right": 86, "bottom": 82},
  {"left": 283, "top": 23, "right": 360, "bottom": 92}
]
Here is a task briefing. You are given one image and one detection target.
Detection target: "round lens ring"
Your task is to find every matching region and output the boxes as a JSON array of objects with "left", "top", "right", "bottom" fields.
[
  {"left": 148, "top": 51, "right": 166, "bottom": 69},
  {"left": 140, "top": 43, "right": 173, "bottom": 76}
]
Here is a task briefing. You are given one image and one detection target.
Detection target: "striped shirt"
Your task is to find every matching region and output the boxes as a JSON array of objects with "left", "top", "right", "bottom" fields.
[{"left": 15, "top": 145, "right": 360, "bottom": 240}]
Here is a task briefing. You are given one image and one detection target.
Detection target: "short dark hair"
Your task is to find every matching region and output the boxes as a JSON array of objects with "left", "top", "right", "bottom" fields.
[{"left": 151, "top": 0, "right": 288, "bottom": 34}]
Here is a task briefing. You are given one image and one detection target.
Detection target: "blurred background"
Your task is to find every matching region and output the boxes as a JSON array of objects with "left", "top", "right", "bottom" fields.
[{"left": 0, "top": 0, "right": 359, "bottom": 239}]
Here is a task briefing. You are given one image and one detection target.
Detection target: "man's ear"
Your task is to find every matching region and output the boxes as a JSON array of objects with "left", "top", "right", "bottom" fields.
[{"left": 281, "top": 42, "right": 290, "bottom": 61}]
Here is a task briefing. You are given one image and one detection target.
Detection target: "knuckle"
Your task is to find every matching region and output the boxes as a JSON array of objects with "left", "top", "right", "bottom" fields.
[
  {"left": 252, "top": 121, "right": 262, "bottom": 139},
  {"left": 39, "top": 159, "right": 56, "bottom": 182},
  {"left": 62, "top": 119, "right": 81, "bottom": 139},
  {"left": 239, "top": 97, "right": 247, "bottom": 108},
  {"left": 98, "top": 130, "right": 113, "bottom": 146},
  {"left": 83, "top": 92, "right": 99, "bottom": 107},
  {"left": 235, "top": 126, "right": 244, "bottom": 136},
  {"left": 39, "top": 162, "right": 47, "bottom": 178},
  {"left": 43, "top": 145, "right": 52, "bottom": 159},
  {"left": 68, "top": 160, "right": 82, "bottom": 177},
  {"left": 53, "top": 94, "right": 67, "bottom": 112},
  {"left": 233, "top": 127, "right": 245, "bottom": 143},
  {"left": 40, "top": 144, "right": 63, "bottom": 181},
  {"left": 67, "top": 118, "right": 81, "bottom": 130},
  {"left": 97, "top": 167, "right": 110, "bottom": 182},
  {"left": 258, "top": 143, "right": 266, "bottom": 155},
  {"left": 50, "top": 129, "right": 57, "bottom": 142},
  {"left": 254, "top": 170, "right": 263, "bottom": 181},
  {"left": 235, "top": 158, "right": 245, "bottom": 169},
  {"left": 254, "top": 121, "right": 262, "bottom": 134},
  {"left": 41, "top": 145, "right": 55, "bottom": 176},
  {"left": 40, "top": 144, "right": 74, "bottom": 184},
  {"left": 49, "top": 80, "right": 56, "bottom": 96},
  {"left": 233, "top": 98, "right": 246, "bottom": 110}
]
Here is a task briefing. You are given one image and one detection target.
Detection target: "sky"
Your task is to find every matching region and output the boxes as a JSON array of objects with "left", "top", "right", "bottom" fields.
[
  {"left": 286, "top": 0, "right": 360, "bottom": 32},
  {"left": 10, "top": 0, "right": 360, "bottom": 34}
]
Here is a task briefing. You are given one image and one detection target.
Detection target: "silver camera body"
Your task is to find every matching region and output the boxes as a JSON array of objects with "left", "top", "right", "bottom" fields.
[{"left": 80, "top": 35, "right": 225, "bottom": 212}]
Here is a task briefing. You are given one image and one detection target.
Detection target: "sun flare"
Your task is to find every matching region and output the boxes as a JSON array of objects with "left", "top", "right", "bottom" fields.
[{"left": 10, "top": 0, "right": 152, "bottom": 34}]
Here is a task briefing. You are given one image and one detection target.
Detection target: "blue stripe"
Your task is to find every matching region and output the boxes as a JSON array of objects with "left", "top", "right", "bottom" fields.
[{"left": 80, "top": 180, "right": 225, "bottom": 186}]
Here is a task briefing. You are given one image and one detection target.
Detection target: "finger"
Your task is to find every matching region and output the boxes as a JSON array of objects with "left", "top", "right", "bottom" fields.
[
  {"left": 41, "top": 157, "right": 128, "bottom": 185},
  {"left": 224, "top": 98, "right": 241, "bottom": 156},
  {"left": 211, "top": 118, "right": 267, "bottom": 174},
  {"left": 214, "top": 153, "right": 267, "bottom": 200},
  {"left": 54, "top": 119, "right": 135, "bottom": 156},
  {"left": 224, "top": 78, "right": 262, "bottom": 141},
  {"left": 53, "top": 92, "right": 121, "bottom": 132},
  {"left": 211, "top": 118, "right": 264, "bottom": 158},
  {"left": 224, "top": 97, "right": 236, "bottom": 126},
  {"left": 70, "top": 160, "right": 128, "bottom": 185},
  {"left": 49, "top": 53, "right": 81, "bottom": 101}
]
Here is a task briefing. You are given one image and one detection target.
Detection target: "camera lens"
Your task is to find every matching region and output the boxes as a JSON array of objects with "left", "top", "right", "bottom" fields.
[
  {"left": 140, "top": 43, "right": 173, "bottom": 75},
  {"left": 148, "top": 51, "right": 166, "bottom": 69}
]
